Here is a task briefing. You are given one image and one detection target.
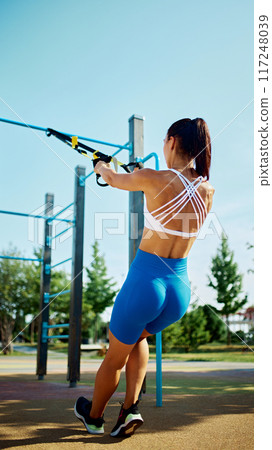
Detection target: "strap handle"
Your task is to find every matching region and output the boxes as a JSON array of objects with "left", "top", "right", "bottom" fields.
[
  {"left": 93, "top": 154, "right": 112, "bottom": 187},
  {"left": 96, "top": 175, "right": 109, "bottom": 187}
]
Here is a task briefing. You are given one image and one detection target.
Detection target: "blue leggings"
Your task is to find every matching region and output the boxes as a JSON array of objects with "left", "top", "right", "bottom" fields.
[{"left": 109, "top": 249, "right": 191, "bottom": 345}]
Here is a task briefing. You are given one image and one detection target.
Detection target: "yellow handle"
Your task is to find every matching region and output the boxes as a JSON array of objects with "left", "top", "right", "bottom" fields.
[{"left": 71, "top": 136, "right": 78, "bottom": 149}]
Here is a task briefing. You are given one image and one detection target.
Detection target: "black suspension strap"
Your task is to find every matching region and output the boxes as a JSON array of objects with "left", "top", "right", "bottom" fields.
[{"left": 46, "top": 128, "right": 143, "bottom": 186}]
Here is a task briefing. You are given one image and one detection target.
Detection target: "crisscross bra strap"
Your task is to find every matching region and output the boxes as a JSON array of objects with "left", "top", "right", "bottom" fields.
[{"left": 144, "top": 168, "right": 207, "bottom": 237}]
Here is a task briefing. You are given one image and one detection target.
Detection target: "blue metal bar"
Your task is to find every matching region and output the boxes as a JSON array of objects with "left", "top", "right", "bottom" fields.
[
  {"left": 48, "top": 289, "right": 71, "bottom": 299},
  {"left": 0, "top": 255, "right": 42, "bottom": 262},
  {"left": 46, "top": 323, "right": 69, "bottom": 329},
  {"left": 47, "top": 202, "right": 74, "bottom": 223},
  {"left": 47, "top": 335, "right": 69, "bottom": 339},
  {"left": 41, "top": 322, "right": 48, "bottom": 343},
  {"left": 0, "top": 117, "right": 131, "bottom": 150},
  {"left": 76, "top": 137, "right": 131, "bottom": 150},
  {"left": 84, "top": 147, "right": 128, "bottom": 180},
  {"left": 41, "top": 322, "right": 69, "bottom": 343},
  {"left": 51, "top": 225, "right": 74, "bottom": 240},
  {"left": 156, "top": 332, "right": 163, "bottom": 407},
  {"left": 0, "top": 117, "right": 47, "bottom": 132},
  {"left": 0, "top": 209, "right": 74, "bottom": 224},
  {"left": 139, "top": 152, "right": 160, "bottom": 171},
  {"left": 51, "top": 258, "right": 72, "bottom": 269}
]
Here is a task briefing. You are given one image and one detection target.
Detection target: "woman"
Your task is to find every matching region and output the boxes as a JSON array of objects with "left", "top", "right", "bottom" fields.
[{"left": 74, "top": 118, "right": 215, "bottom": 437}]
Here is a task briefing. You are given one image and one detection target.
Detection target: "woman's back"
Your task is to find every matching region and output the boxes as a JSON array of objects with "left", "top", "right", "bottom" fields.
[
  {"left": 94, "top": 116, "right": 214, "bottom": 259},
  {"left": 139, "top": 167, "right": 215, "bottom": 259}
]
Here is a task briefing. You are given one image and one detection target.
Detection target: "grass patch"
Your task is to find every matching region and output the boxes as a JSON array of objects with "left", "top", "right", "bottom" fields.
[
  {"left": 149, "top": 343, "right": 254, "bottom": 363},
  {"left": 149, "top": 352, "right": 254, "bottom": 363},
  {"left": 1, "top": 342, "right": 254, "bottom": 363},
  {"left": 48, "top": 343, "right": 68, "bottom": 353},
  {"left": 0, "top": 350, "right": 31, "bottom": 357}
]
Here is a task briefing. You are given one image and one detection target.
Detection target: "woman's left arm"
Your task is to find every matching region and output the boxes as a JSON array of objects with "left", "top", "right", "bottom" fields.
[{"left": 94, "top": 161, "right": 155, "bottom": 192}]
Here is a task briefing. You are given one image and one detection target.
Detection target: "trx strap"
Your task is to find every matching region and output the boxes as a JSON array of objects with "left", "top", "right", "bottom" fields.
[{"left": 46, "top": 128, "right": 143, "bottom": 187}]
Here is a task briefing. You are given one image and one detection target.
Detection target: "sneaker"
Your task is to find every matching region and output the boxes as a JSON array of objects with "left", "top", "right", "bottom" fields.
[
  {"left": 74, "top": 396, "right": 104, "bottom": 435},
  {"left": 110, "top": 401, "right": 144, "bottom": 437}
]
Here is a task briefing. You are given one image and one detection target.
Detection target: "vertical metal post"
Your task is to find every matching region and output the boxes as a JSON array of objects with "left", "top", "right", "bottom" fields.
[
  {"left": 128, "top": 115, "right": 162, "bottom": 407},
  {"left": 36, "top": 193, "right": 54, "bottom": 379},
  {"left": 67, "top": 166, "right": 85, "bottom": 387},
  {"left": 128, "top": 114, "right": 144, "bottom": 267},
  {"left": 156, "top": 332, "right": 162, "bottom": 406}
]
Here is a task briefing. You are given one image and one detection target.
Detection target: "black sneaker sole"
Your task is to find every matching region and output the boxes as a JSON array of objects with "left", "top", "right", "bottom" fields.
[
  {"left": 110, "top": 417, "right": 144, "bottom": 438},
  {"left": 74, "top": 403, "right": 104, "bottom": 435}
]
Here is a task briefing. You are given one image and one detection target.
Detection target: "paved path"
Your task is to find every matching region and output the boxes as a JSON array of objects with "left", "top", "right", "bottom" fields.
[{"left": 0, "top": 353, "right": 254, "bottom": 375}]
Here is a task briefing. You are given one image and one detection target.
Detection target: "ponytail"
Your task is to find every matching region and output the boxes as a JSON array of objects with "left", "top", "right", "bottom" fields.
[{"left": 167, "top": 117, "right": 211, "bottom": 180}]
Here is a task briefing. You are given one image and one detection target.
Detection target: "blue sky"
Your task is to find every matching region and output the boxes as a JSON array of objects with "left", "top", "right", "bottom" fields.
[{"left": 0, "top": 0, "right": 253, "bottom": 314}]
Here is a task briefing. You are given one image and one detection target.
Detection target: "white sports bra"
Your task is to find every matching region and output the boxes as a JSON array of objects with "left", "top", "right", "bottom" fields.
[{"left": 144, "top": 168, "right": 207, "bottom": 238}]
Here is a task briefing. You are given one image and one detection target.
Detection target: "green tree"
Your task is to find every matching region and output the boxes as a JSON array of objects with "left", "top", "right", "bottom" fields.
[
  {"left": 178, "top": 303, "right": 210, "bottom": 352},
  {"left": 162, "top": 302, "right": 210, "bottom": 353},
  {"left": 0, "top": 247, "right": 29, "bottom": 353},
  {"left": 200, "top": 304, "right": 227, "bottom": 343},
  {"left": 84, "top": 241, "right": 118, "bottom": 342},
  {"left": 18, "top": 249, "right": 71, "bottom": 343},
  {"left": 49, "top": 270, "right": 70, "bottom": 321},
  {"left": 0, "top": 245, "right": 81, "bottom": 350},
  {"left": 48, "top": 269, "right": 71, "bottom": 339},
  {"left": 22, "top": 248, "right": 42, "bottom": 343},
  {"left": 208, "top": 235, "right": 247, "bottom": 345},
  {"left": 161, "top": 321, "right": 182, "bottom": 352}
]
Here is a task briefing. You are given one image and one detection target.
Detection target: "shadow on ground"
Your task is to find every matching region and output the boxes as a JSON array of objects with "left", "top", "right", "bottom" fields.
[
  {"left": 0, "top": 394, "right": 253, "bottom": 449},
  {"left": 0, "top": 371, "right": 254, "bottom": 449}
]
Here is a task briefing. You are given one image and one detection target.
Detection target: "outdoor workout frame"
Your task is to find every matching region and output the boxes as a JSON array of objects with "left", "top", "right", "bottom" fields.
[
  {"left": 35, "top": 166, "right": 85, "bottom": 387},
  {"left": 0, "top": 169, "right": 85, "bottom": 388},
  {"left": 0, "top": 115, "right": 162, "bottom": 406}
]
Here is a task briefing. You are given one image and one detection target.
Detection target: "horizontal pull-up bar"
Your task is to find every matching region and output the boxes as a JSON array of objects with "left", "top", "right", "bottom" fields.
[
  {"left": 0, "top": 209, "right": 74, "bottom": 224},
  {"left": 51, "top": 257, "right": 72, "bottom": 269},
  {"left": 41, "top": 321, "right": 69, "bottom": 342},
  {"left": 0, "top": 117, "right": 47, "bottom": 132},
  {"left": 48, "top": 289, "right": 71, "bottom": 299},
  {"left": 0, "top": 117, "right": 131, "bottom": 150},
  {"left": 0, "top": 255, "right": 42, "bottom": 262},
  {"left": 47, "top": 202, "right": 74, "bottom": 223},
  {"left": 43, "top": 289, "right": 71, "bottom": 303},
  {"left": 51, "top": 225, "right": 74, "bottom": 241}
]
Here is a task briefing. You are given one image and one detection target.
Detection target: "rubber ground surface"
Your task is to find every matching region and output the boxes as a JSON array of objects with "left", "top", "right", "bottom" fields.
[{"left": 0, "top": 359, "right": 253, "bottom": 449}]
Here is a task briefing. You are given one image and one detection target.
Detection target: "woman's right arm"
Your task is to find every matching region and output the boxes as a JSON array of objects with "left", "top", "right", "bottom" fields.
[{"left": 95, "top": 162, "right": 157, "bottom": 192}]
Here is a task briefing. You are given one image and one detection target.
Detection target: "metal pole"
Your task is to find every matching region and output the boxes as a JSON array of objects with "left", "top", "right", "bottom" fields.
[
  {"left": 36, "top": 193, "right": 54, "bottom": 379},
  {"left": 128, "top": 115, "right": 147, "bottom": 401},
  {"left": 0, "top": 255, "right": 42, "bottom": 262},
  {"left": 156, "top": 332, "right": 163, "bottom": 407},
  {"left": 0, "top": 209, "right": 73, "bottom": 223},
  {"left": 67, "top": 166, "right": 85, "bottom": 387},
  {"left": 128, "top": 116, "right": 162, "bottom": 406},
  {"left": 0, "top": 117, "right": 131, "bottom": 150},
  {"left": 128, "top": 114, "right": 144, "bottom": 267}
]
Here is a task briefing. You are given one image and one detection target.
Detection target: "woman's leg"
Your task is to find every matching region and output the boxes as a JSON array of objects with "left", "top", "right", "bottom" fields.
[
  {"left": 123, "top": 336, "right": 149, "bottom": 409},
  {"left": 90, "top": 330, "right": 135, "bottom": 419}
]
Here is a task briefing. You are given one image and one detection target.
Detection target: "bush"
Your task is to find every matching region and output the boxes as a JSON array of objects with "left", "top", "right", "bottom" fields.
[{"left": 161, "top": 304, "right": 210, "bottom": 353}]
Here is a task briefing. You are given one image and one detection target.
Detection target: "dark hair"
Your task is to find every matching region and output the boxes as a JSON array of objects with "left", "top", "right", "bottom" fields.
[{"left": 167, "top": 118, "right": 211, "bottom": 179}]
